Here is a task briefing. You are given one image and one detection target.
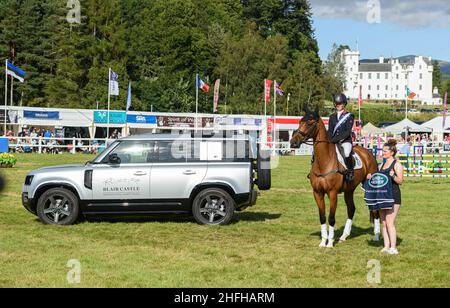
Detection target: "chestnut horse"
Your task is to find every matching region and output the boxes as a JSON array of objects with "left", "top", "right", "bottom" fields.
[{"left": 290, "top": 107, "right": 379, "bottom": 248}]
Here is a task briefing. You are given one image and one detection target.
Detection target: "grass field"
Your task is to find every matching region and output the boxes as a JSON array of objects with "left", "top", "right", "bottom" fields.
[{"left": 1, "top": 154, "right": 449, "bottom": 288}]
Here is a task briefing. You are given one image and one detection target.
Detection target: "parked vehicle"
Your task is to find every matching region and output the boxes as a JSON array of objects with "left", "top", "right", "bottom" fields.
[{"left": 22, "top": 134, "right": 271, "bottom": 226}]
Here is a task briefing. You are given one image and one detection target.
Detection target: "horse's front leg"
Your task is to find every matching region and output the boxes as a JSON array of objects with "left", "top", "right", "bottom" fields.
[
  {"left": 313, "top": 191, "right": 327, "bottom": 247},
  {"left": 327, "top": 190, "right": 339, "bottom": 248},
  {"left": 340, "top": 190, "right": 356, "bottom": 242}
]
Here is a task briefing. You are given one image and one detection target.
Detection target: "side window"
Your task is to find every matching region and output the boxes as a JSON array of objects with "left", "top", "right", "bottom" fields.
[
  {"left": 151, "top": 141, "right": 188, "bottom": 163},
  {"left": 106, "top": 141, "right": 154, "bottom": 164}
]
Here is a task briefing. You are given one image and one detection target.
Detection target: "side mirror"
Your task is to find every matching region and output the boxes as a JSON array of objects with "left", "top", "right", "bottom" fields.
[{"left": 108, "top": 154, "right": 121, "bottom": 165}]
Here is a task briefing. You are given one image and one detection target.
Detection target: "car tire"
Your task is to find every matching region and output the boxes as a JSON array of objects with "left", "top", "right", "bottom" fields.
[
  {"left": 192, "top": 188, "right": 235, "bottom": 226},
  {"left": 257, "top": 150, "right": 271, "bottom": 191},
  {"left": 36, "top": 188, "right": 80, "bottom": 226}
]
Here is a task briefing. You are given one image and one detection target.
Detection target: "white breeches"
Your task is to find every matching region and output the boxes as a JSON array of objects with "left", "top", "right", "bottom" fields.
[{"left": 336, "top": 142, "right": 353, "bottom": 158}]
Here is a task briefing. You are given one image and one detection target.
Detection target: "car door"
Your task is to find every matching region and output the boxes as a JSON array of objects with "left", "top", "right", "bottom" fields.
[
  {"left": 91, "top": 140, "right": 153, "bottom": 204},
  {"left": 150, "top": 140, "right": 207, "bottom": 201}
]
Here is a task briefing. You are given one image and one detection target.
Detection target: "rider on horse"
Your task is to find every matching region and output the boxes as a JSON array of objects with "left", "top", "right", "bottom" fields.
[{"left": 328, "top": 93, "right": 355, "bottom": 182}]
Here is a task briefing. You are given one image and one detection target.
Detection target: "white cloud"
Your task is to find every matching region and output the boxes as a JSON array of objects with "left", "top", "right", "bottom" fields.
[{"left": 310, "top": 0, "right": 450, "bottom": 28}]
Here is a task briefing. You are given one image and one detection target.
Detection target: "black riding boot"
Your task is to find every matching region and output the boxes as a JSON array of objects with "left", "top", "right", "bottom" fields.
[{"left": 345, "top": 156, "right": 355, "bottom": 182}]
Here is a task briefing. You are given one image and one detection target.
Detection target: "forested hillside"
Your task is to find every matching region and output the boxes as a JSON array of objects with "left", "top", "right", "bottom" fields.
[{"left": 0, "top": 0, "right": 337, "bottom": 115}]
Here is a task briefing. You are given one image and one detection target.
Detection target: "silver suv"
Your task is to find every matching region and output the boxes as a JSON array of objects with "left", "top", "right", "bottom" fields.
[{"left": 22, "top": 134, "right": 271, "bottom": 226}]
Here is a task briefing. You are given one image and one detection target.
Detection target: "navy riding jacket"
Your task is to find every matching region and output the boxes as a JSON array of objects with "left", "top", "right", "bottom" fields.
[{"left": 327, "top": 111, "right": 355, "bottom": 144}]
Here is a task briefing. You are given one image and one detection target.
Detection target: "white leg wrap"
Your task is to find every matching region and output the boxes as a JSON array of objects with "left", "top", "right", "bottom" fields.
[
  {"left": 340, "top": 219, "right": 353, "bottom": 242},
  {"left": 344, "top": 219, "right": 353, "bottom": 236},
  {"left": 374, "top": 219, "right": 381, "bottom": 242},
  {"left": 321, "top": 224, "right": 328, "bottom": 240},
  {"left": 320, "top": 224, "right": 328, "bottom": 247},
  {"left": 328, "top": 226, "right": 335, "bottom": 241},
  {"left": 374, "top": 219, "right": 381, "bottom": 235},
  {"left": 327, "top": 226, "right": 335, "bottom": 248}
]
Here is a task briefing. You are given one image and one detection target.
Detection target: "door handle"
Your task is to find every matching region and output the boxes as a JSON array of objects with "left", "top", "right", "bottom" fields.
[
  {"left": 183, "top": 170, "right": 197, "bottom": 175},
  {"left": 134, "top": 171, "right": 148, "bottom": 176}
]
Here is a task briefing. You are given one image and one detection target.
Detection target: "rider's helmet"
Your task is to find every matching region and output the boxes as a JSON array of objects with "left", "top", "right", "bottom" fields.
[{"left": 333, "top": 93, "right": 348, "bottom": 107}]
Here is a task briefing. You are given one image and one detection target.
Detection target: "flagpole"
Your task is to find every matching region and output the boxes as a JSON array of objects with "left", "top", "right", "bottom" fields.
[
  {"left": 107, "top": 68, "right": 111, "bottom": 140},
  {"left": 359, "top": 85, "right": 362, "bottom": 127},
  {"left": 273, "top": 81, "right": 277, "bottom": 156},
  {"left": 4, "top": 60, "right": 8, "bottom": 135},
  {"left": 264, "top": 79, "right": 267, "bottom": 118},
  {"left": 10, "top": 75, "right": 13, "bottom": 107},
  {"left": 443, "top": 92, "right": 448, "bottom": 130},
  {"left": 195, "top": 74, "right": 199, "bottom": 133}
]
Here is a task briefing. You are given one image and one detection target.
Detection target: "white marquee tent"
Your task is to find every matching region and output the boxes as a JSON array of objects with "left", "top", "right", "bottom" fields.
[
  {"left": 361, "top": 122, "right": 385, "bottom": 136},
  {"left": 420, "top": 116, "right": 450, "bottom": 133},
  {"left": 383, "top": 118, "right": 432, "bottom": 134}
]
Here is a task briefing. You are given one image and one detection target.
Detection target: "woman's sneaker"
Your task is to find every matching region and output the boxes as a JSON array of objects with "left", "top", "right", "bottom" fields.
[
  {"left": 380, "top": 248, "right": 389, "bottom": 254},
  {"left": 388, "top": 248, "right": 399, "bottom": 255}
]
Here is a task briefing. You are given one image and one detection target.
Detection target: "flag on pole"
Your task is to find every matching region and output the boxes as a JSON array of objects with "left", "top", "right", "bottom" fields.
[
  {"left": 109, "top": 70, "right": 119, "bottom": 96},
  {"left": 213, "top": 79, "right": 220, "bottom": 113},
  {"left": 126, "top": 81, "right": 132, "bottom": 112},
  {"left": 407, "top": 87, "right": 416, "bottom": 100},
  {"left": 197, "top": 75, "right": 210, "bottom": 93},
  {"left": 443, "top": 92, "right": 448, "bottom": 129},
  {"left": 358, "top": 85, "right": 363, "bottom": 107},
  {"left": 265, "top": 79, "right": 273, "bottom": 104},
  {"left": 6, "top": 60, "right": 26, "bottom": 83},
  {"left": 275, "top": 81, "right": 284, "bottom": 96}
]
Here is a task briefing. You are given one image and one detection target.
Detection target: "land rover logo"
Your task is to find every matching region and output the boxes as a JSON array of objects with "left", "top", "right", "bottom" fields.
[{"left": 368, "top": 174, "right": 389, "bottom": 189}]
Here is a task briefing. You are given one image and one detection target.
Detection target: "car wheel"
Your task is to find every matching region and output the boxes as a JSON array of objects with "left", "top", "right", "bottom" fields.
[
  {"left": 257, "top": 150, "right": 271, "bottom": 191},
  {"left": 192, "top": 188, "right": 235, "bottom": 226},
  {"left": 36, "top": 188, "right": 80, "bottom": 226}
]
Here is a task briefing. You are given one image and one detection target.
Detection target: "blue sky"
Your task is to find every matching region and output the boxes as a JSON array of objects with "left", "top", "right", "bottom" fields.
[{"left": 310, "top": 0, "right": 450, "bottom": 61}]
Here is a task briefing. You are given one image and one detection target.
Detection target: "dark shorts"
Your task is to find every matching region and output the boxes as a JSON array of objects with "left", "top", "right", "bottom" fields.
[{"left": 393, "top": 184, "right": 401, "bottom": 205}]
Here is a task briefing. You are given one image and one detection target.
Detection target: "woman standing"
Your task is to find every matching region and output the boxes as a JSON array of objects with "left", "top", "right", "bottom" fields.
[{"left": 368, "top": 140, "right": 404, "bottom": 255}]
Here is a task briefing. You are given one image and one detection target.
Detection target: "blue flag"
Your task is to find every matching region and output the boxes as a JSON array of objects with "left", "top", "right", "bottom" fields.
[
  {"left": 126, "top": 81, "right": 132, "bottom": 112},
  {"left": 6, "top": 60, "right": 27, "bottom": 83}
]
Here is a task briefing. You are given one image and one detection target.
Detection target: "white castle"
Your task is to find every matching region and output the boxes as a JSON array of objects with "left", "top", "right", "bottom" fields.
[{"left": 342, "top": 49, "right": 441, "bottom": 105}]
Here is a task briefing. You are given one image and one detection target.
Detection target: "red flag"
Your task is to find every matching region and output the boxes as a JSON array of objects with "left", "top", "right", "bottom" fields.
[
  {"left": 358, "top": 85, "right": 363, "bottom": 107},
  {"left": 213, "top": 79, "right": 220, "bottom": 113},
  {"left": 265, "top": 79, "right": 273, "bottom": 104}
]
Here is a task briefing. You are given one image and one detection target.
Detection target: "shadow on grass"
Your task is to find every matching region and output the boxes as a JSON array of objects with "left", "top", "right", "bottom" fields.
[
  {"left": 310, "top": 225, "right": 403, "bottom": 247},
  {"left": 367, "top": 237, "right": 403, "bottom": 248},
  {"left": 310, "top": 225, "right": 374, "bottom": 240},
  {"left": 233, "top": 212, "right": 282, "bottom": 223},
  {"left": 53, "top": 212, "right": 282, "bottom": 225}
]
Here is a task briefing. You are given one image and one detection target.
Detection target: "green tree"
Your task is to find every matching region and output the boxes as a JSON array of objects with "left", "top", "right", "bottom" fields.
[
  {"left": 215, "top": 23, "right": 289, "bottom": 114},
  {"left": 433, "top": 60, "right": 442, "bottom": 92},
  {"left": 323, "top": 43, "right": 349, "bottom": 90}
]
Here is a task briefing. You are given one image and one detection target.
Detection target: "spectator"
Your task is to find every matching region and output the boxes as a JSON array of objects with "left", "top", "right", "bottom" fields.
[{"left": 400, "top": 142, "right": 412, "bottom": 155}]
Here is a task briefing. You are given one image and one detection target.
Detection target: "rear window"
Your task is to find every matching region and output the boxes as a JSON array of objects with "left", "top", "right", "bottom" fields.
[{"left": 101, "top": 139, "right": 253, "bottom": 164}]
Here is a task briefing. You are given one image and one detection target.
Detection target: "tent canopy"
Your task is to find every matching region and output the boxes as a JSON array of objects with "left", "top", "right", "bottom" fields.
[
  {"left": 420, "top": 116, "right": 450, "bottom": 133},
  {"left": 361, "top": 123, "right": 384, "bottom": 136},
  {"left": 383, "top": 118, "right": 432, "bottom": 134}
]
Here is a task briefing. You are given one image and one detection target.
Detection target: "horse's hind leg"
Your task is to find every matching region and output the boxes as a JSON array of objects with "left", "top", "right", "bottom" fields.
[
  {"left": 371, "top": 211, "right": 381, "bottom": 242},
  {"left": 340, "top": 191, "right": 356, "bottom": 242},
  {"left": 313, "top": 191, "right": 327, "bottom": 247}
]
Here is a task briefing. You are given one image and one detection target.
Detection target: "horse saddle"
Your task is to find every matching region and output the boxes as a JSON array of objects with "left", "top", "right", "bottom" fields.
[{"left": 335, "top": 145, "right": 363, "bottom": 171}]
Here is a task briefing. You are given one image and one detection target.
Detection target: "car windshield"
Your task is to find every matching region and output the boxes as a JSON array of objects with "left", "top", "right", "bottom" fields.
[{"left": 90, "top": 141, "right": 120, "bottom": 164}]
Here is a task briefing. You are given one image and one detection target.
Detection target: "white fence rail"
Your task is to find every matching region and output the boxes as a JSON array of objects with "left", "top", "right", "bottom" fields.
[{"left": 6, "top": 137, "right": 110, "bottom": 154}]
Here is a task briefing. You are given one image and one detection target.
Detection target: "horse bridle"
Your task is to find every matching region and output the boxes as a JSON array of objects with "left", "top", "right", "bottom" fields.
[
  {"left": 296, "top": 120, "right": 343, "bottom": 178},
  {"left": 295, "top": 121, "right": 330, "bottom": 146}
]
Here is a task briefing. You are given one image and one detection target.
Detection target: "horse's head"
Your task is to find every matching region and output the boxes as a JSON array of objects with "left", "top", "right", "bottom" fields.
[{"left": 290, "top": 105, "right": 321, "bottom": 149}]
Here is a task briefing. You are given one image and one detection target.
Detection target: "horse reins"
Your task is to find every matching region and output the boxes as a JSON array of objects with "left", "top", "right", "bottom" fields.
[{"left": 296, "top": 122, "right": 342, "bottom": 178}]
